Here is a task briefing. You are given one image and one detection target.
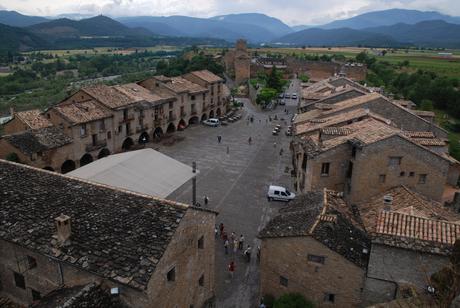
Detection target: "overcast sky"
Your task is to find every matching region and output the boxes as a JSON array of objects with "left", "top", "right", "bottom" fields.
[{"left": 2, "top": 0, "right": 460, "bottom": 25}]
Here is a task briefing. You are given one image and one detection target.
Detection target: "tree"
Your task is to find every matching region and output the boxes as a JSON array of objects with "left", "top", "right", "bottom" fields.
[
  {"left": 5, "top": 152, "right": 19, "bottom": 163},
  {"left": 420, "top": 99, "right": 434, "bottom": 111},
  {"left": 267, "top": 66, "right": 282, "bottom": 92},
  {"left": 256, "top": 87, "right": 277, "bottom": 106},
  {"left": 273, "top": 293, "right": 314, "bottom": 308}
]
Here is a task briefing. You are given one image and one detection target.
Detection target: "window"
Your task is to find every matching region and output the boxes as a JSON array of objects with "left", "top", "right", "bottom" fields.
[
  {"left": 14, "top": 272, "right": 25, "bottom": 289},
  {"left": 321, "top": 163, "right": 330, "bottom": 176},
  {"left": 308, "top": 254, "right": 325, "bottom": 264},
  {"left": 80, "top": 124, "right": 87, "bottom": 137},
  {"left": 191, "top": 95, "right": 196, "bottom": 101},
  {"left": 324, "top": 293, "right": 335, "bottom": 303},
  {"left": 198, "top": 236, "right": 204, "bottom": 249},
  {"left": 167, "top": 267, "right": 176, "bottom": 282},
  {"left": 198, "top": 274, "right": 204, "bottom": 286},
  {"left": 169, "top": 101, "right": 174, "bottom": 109},
  {"left": 409, "top": 172, "right": 415, "bottom": 177},
  {"left": 280, "top": 276, "right": 288, "bottom": 287},
  {"left": 399, "top": 171, "right": 405, "bottom": 177},
  {"left": 418, "top": 174, "right": 427, "bottom": 184},
  {"left": 123, "top": 109, "right": 128, "bottom": 120},
  {"left": 274, "top": 191, "right": 280, "bottom": 196},
  {"left": 202, "top": 93, "right": 206, "bottom": 100},
  {"left": 118, "top": 125, "right": 122, "bottom": 134},
  {"left": 351, "top": 146, "right": 357, "bottom": 158},
  {"left": 31, "top": 289, "right": 41, "bottom": 301},
  {"left": 92, "top": 134, "right": 97, "bottom": 146},
  {"left": 107, "top": 131, "right": 112, "bottom": 140},
  {"left": 379, "top": 174, "right": 386, "bottom": 183},
  {"left": 27, "top": 256, "right": 37, "bottom": 269},
  {"left": 388, "top": 156, "right": 402, "bottom": 166},
  {"left": 100, "top": 120, "right": 105, "bottom": 131}
]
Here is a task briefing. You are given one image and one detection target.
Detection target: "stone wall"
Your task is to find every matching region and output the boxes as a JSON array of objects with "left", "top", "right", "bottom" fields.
[
  {"left": 260, "top": 236, "right": 365, "bottom": 307},
  {"left": 284, "top": 58, "right": 367, "bottom": 81},
  {"left": 146, "top": 209, "right": 216, "bottom": 308},
  {"left": 363, "top": 243, "right": 448, "bottom": 305},
  {"left": 300, "top": 90, "right": 365, "bottom": 113},
  {"left": 3, "top": 118, "right": 28, "bottom": 135}
]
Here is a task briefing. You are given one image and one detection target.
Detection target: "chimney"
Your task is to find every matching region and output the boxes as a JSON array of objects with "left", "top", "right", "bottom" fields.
[
  {"left": 55, "top": 214, "right": 71, "bottom": 243},
  {"left": 383, "top": 195, "right": 393, "bottom": 211}
]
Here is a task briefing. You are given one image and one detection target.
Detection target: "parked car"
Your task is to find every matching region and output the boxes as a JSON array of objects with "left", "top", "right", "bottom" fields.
[
  {"left": 272, "top": 129, "right": 279, "bottom": 135},
  {"left": 203, "top": 118, "right": 220, "bottom": 127},
  {"left": 279, "top": 99, "right": 286, "bottom": 105},
  {"left": 285, "top": 126, "right": 293, "bottom": 136},
  {"left": 292, "top": 93, "right": 298, "bottom": 99},
  {"left": 267, "top": 185, "right": 296, "bottom": 202},
  {"left": 285, "top": 94, "right": 291, "bottom": 99},
  {"left": 278, "top": 93, "right": 284, "bottom": 98}
]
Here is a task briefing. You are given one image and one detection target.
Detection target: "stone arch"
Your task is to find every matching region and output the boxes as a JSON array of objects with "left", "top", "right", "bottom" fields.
[
  {"left": 178, "top": 119, "right": 187, "bottom": 131},
  {"left": 43, "top": 166, "right": 54, "bottom": 171},
  {"left": 122, "top": 137, "right": 134, "bottom": 151},
  {"left": 61, "top": 160, "right": 76, "bottom": 174},
  {"left": 201, "top": 113, "right": 208, "bottom": 122},
  {"left": 80, "top": 153, "right": 93, "bottom": 167},
  {"left": 138, "top": 132, "right": 150, "bottom": 144},
  {"left": 216, "top": 108, "right": 222, "bottom": 117},
  {"left": 188, "top": 116, "right": 199, "bottom": 125},
  {"left": 209, "top": 110, "right": 215, "bottom": 118},
  {"left": 167, "top": 123, "right": 176, "bottom": 134},
  {"left": 153, "top": 127, "right": 163, "bottom": 140},
  {"left": 97, "top": 148, "right": 110, "bottom": 159}
]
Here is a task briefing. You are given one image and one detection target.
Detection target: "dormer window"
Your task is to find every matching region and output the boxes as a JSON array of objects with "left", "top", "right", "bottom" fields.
[{"left": 80, "top": 124, "right": 87, "bottom": 137}]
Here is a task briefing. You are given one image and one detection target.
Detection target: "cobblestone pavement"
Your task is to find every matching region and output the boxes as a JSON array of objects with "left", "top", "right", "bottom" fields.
[{"left": 156, "top": 82, "right": 300, "bottom": 308}]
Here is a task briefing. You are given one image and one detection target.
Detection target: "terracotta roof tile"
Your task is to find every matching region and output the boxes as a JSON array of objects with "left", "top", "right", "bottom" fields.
[
  {"left": 413, "top": 110, "right": 435, "bottom": 117},
  {"left": 54, "top": 100, "right": 112, "bottom": 124},
  {"left": 189, "top": 70, "right": 223, "bottom": 83},
  {"left": 161, "top": 76, "right": 207, "bottom": 94},
  {"left": 411, "top": 138, "right": 447, "bottom": 147},
  {"left": 82, "top": 84, "right": 134, "bottom": 109},
  {"left": 403, "top": 131, "right": 435, "bottom": 138},
  {"left": 15, "top": 109, "right": 52, "bottom": 129},
  {"left": 321, "top": 127, "right": 353, "bottom": 136},
  {"left": 114, "top": 83, "right": 166, "bottom": 104}
]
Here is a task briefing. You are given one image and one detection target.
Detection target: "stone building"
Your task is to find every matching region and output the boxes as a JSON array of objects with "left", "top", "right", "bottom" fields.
[
  {"left": 0, "top": 126, "right": 73, "bottom": 172},
  {"left": 0, "top": 159, "right": 216, "bottom": 307},
  {"left": 3, "top": 109, "right": 52, "bottom": 135},
  {"left": 259, "top": 189, "right": 370, "bottom": 307},
  {"left": 0, "top": 70, "right": 229, "bottom": 174},
  {"left": 223, "top": 39, "right": 250, "bottom": 85},
  {"left": 356, "top": 186, "right": 460, "bottom": 305},
  {"left": 291, "top": 117, "right": 459, "bottom": 203}
]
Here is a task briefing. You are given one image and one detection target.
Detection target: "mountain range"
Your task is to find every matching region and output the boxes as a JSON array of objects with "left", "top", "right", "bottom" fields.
[{"left": 1, "top": 9, "right": 460, "bottom": 50}]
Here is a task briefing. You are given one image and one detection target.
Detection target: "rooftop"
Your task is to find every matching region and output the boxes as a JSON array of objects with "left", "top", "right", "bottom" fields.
[
  {"left": 54, "top": 99, "right": 112, "bottom": 125},
  {"left": 188, "top": 70, "right": 223, "bottom": 83},
  {"left": 259, "top": 189, "right": 370, "bottom": 268},
  {"left": 14, "top": 109, "right": 53, "bottom": 130},
  {"left": 0, "top": 159, "right": 192, "bottom": 290},
  {"left": 114, "top": 83, "right": 168, "bottom": 105},
  {"left": 3, "top": 126, "right": 73, "bottom": 155},
  {"left": 82, "top": 84, "right": 134, "bottom": 109},
  {"left": 413, "top": 110, "right": 436, "bottom": 117},
  {"left": 161, "top": 76, "right": 207, "bottom": 94}
]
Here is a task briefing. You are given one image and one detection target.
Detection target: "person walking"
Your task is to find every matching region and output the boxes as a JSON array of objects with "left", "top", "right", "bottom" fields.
[
  {"left": 238, "top": 234, "right": 244, "bottom": 250},
  {"left": 204, "top": 195, "right": 209, "bottom": 206},
  {"left": 230, "top": 232, "right": 236, "bottom": 242},
  {"left": 224, "top": 239, "right": 229, "bottom": 255},
  {"left": 279, "top": 148, "right": 283, "bottom": 156},
  {"left": 228, "top": 261, "right": 235, "bottom": 279},
  {"left": 244, "top": 245, "right": 252, "bottom": 262},
  {"left": 223, "top": 231, "right": 228, "bottom": 243},
  {"left": 214, "top": 225, "right": 218, "bottom": 239},
  {"left": 219, "top": 223, "right": 224, "bottom": 237},
  {"left": 233, "top": 238, "right": 238, "bottom": 254},
  {"left": 217, "top": 135, "right": 222, "bottom": 143},
  {"left": 248, "top": 137, "right": 252, "bottom": 145}
]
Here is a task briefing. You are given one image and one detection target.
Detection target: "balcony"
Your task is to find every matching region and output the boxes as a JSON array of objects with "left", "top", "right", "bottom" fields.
[
  {"left": 85, "top": 140, "right": 107, "bottom": 152},
  {"left": 119, "top": 115, "right": 134, "bottom": 124}
]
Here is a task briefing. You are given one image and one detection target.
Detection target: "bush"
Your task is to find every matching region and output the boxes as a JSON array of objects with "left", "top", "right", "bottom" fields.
[
  {"left": 5, "top": 152, "right": 19, "bottom": 162},
  {"left": 273, "top": 293, "right": 314, "bottom": 308}
]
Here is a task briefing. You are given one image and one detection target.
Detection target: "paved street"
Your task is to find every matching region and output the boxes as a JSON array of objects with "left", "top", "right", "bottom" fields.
[{"left": 154, "top": 81, "right": 300, "bottom": 307}]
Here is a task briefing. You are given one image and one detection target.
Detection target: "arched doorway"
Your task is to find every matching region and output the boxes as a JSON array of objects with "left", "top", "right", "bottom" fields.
[
  {"left": 61, "top": 160, "right": 76, "bottom": 174},
  {"left": 138, "top": 132, "right": 150, "bottom": 144},
  {"left": 80, "top": 153, "right": 93, "bottom": 167},
  {"left": 153, "top": 127, "right": 163, "bottom": 140},
  {"left": 43, "top": 166, "right": 54, "bottom": 171},
  {"left": 216, "top": 108, "right": 221, "bottom": 117},
  {"left": 201, "top": 113, "right": 208, "bottom": 122},
  {"left": 122, "top": 137, "right": 134, "bottom": 151},
  {"left": 98, "top": 148, "right": 110, "bottom": 159},
  {"left": 167, "top": 123, "right": 176, "bottom": 134},
  {"left": 188, "top": 116, "right": 199, "bottom": 125},
  {"left": 209, "top": 110, "right": 215, "bottom": 119},
  {"left": 178, "top": 119, "right": 187, "bottom": 131}
]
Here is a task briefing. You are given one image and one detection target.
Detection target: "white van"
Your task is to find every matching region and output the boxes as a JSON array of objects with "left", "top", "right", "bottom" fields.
[
  {"left": 267, "top": 185, "right": 296, "bottom": 202},
  {"left": 203, "top": 118, "right": 220, "bottom": 127}
]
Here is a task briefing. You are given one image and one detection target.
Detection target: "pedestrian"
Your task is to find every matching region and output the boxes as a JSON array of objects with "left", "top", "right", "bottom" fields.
[
  {"left": 257, "top": 246, "right": 261, "bottom": 262},
  {"left": 223, "top": 231, "right": 228, "bottom": 243},
  {"left": 217, "top": 135, "right": 222, "bottom": 143},
  {"left": 248, "top": 137, "right": 252, "bottom": 145},
  {"left": 214, "top": 225, "right": 218, "bottom": 238},
  {"left": 224, "top": 239, "right": 229, "bottom": 254},
  {"left": 279, "top": 148, "right": 283, "bottom": 156},
  {"left": 204, "top": 195, "right": 209, "bottom": 206},
  {"left": 233, "top": 239, "right": 238, "bottom": 254},
  {"left": 244, "top": 245, "right": 252, "bottom": 262},
  {"left": 228, "top": 261, "right": 235, "bottom": 279},
  {"left": 219, "top": 223, "right": 224, "bottom": 236},
  {"left": 238, "top": 234, "right": 244, "bottom": 250},
  {"left": 230, "top": 232, "right": 236, "bottom": 242},
  {"left": 260, "top": 302, "right": 266, "bottom": 308},
  {"left": 273, "top": 142, "right": 277, "bottom": 148}
]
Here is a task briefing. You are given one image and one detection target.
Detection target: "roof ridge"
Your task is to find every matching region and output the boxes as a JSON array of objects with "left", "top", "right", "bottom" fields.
[
  {"left": 309, "top": 188, "right": 328, "bottom": 234},
  {"left": 0, "top": 159, "right": 190, "bottom": 211}
]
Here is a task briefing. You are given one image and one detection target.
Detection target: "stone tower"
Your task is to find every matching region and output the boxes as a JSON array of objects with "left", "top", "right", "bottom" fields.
[{"left": 234, "top": 39, "right": 250, "bottom": 85}]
